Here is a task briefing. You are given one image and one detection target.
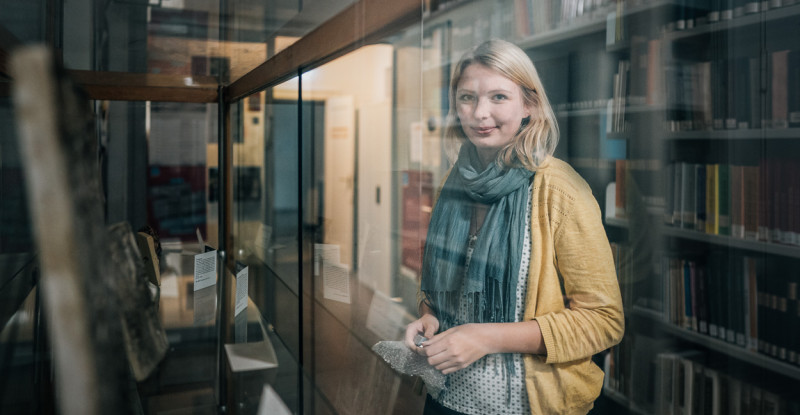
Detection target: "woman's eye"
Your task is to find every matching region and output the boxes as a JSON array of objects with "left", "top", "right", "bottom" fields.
[
  {"left": 493, "top": 94, "right": 508, "bottom": 101},
  {"left": 458, "top": 94, "right": 474, "bottom": 102}
]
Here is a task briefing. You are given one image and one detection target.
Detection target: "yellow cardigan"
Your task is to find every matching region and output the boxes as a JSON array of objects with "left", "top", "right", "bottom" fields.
[
  {"left": 523, "top": 157, "right": 624, "bottom": 414},
  {"left": 419, "top": 157, "right": 624, "bottom": 414}
]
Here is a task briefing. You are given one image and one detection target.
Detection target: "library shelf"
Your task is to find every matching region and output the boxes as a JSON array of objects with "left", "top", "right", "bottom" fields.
[
  {"left": 664, "top": 128, "right": 800, "bottom": 140},
  {"left": 632, "top": 306, "right": 800, "bottom": 381},
  {"left": 662, "top": 3, "right": 800, "bottom": 42},
  {"left": 659, "top": 225, "right": 800, "bottom": 259},
  {"left": 517, "top": 18, "right": 606, "bottom": 50},
  {"left": 602, "top": 386, "right": 649, "bottom": 415},
  {"left": 604, "top": 218, "right": 800, "bottom": 259}
]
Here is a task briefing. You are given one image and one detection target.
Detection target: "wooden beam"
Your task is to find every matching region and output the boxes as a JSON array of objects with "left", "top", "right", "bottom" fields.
[
  {"left": 68, "top": 70, "right": 219, "bottom": 102},
  {"left": 225, "top": 0, "right": 420, "bottom": 102}
]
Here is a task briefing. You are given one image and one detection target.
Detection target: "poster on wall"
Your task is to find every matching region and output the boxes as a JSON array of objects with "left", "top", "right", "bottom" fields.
[{"left": 400, "top": 170, "right": 434, "bottom": 278}]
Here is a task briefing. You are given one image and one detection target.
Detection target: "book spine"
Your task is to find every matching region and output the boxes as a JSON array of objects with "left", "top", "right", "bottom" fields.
[
  {"left": 726, "top": 58, "right": 738, "bottom": 129},
  {"left": 666, "top": 163, "right": 676, "bottom": 225},
  {"left": 718, "top": 164, "right": 731, "bottom": 235},
  {"left": 771, "top": 50, "right": 789, "bottom": 128},
  {"left": 745, "top": 256, "right": 759, "bottom": 352},
  {"left": 712, "top": 59, "right": 727, "bottom": 130},
  {"left": 687, "top": 261, "right": 700, "bottom": 331},
  {"left": 743, "top": 165, "right": 760, "bottom": 240},
  {"left": 789, "top": 50, "right": 800, "bottom": 127},
  {"left": 697, "top": 267, "right": 709, "bottom": 334},
  {"left": 791, "top": 161, "right": 800, "bottom": 245},
  {"left": 696, "top": 164, "right": 707, "bottom": 232},
  {"left": 707, "top": 257, "right": 719, "bottom": 339},
  {"left": 758, "top": 159, "right": 771, "bottom": 241},
  {"left": 706, "top": 164, "right": 719, "bottom": 234},
  {"left": 616, "top": 159, "right": 626, "bottom": 218},
  {"left": 735, "top": 57, "right": 751, "bottom": 129},
  {"left": 683, "top": 163, "right": 697, "bottom": 229},
  {"left": 674, "top": 162, "right": 684, "bottom": 225}
]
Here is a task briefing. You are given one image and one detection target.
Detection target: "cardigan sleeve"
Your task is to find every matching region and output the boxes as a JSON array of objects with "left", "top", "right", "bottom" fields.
[{"left": 535, "top": 181, "right": 625, "bottom": 364}]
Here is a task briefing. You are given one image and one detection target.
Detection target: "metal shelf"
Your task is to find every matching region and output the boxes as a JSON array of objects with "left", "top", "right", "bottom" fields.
[{"left": 633, "top": 306, "right": 800, "bottom": 381}]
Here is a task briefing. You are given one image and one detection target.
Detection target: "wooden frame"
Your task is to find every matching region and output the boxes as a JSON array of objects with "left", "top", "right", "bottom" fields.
[
  {"left": 224, "top": 0, "right": 421, "bottom": 102},
  {"left": 68, "top": 71, "right": 218, "bottom": 102}
]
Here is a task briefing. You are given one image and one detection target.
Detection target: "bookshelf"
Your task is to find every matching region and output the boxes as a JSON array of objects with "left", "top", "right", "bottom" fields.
[
  {"left": 662, "top": 3, "right": 800, "bottom": 43},
  {"left": 666, "top": 128, "right": 800, "bottom": 140},
  {"left": 633, "top": 306, "right": 800, "bottom": 381},
  {"left": 606, "top": 218, "right": 800, "bottom": 259},
  {"left": 600, "top": 0, "right": 800, "bottom": 412}
]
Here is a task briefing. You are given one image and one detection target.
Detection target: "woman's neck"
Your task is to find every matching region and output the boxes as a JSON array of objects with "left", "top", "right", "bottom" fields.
[{"left": 476, "top": 148, "right": 498, "bottom": 170}]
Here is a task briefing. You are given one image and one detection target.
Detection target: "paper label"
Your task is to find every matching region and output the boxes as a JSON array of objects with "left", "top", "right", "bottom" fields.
[
  {"left": 235, "top": 266, "right": 249, "bottom": 316},
  {"left": 323, "top": 261, "right": 351, "bottom": 304},
  {"left": 314, "top": 243, "right": 340, "bottom": 276},
  {"left": 194, "top": 250, "right": 217, "bottom": 291},
  {"left": 257, "top": 385, "right": 292, "bottom": 415}
]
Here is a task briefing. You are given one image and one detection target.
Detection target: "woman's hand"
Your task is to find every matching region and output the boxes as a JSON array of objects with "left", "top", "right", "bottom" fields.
[
  {"left": 419, "top": 323, "right": 492, "bottom": 375},
  {"left": 417, "top": 320, "right": 546, "bottom": 374},
  {"left": 404, "top": 313, "right": 440, "bottom": 352}
]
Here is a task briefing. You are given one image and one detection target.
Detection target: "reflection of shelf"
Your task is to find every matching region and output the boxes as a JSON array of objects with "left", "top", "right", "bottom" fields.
[
  {"left": 518, "top": 19, "right": 607, "bottom": 49},
  {"left": 660, "top": 226, "right": 800, "bottom": 258},
  {"left": 605, "top": 217, "right": 630, "bottom": 228},
  {"left": 633, "top": 306, "right": 800, "bottom": 381},
  {"left": 663, "top": 3, "right": 800, "bottom": 42},
  {"left": 602, "top": 387, "right": 649, "bottom": 415},
  {"left": 665, "top": 128, "right": 800, "bottom": 140},
  {"left": 602, "top": 218, "right": 800, "bottom": 258}
]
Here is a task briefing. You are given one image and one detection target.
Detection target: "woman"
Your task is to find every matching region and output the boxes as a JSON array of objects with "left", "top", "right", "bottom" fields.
[{"left": 404, "top": 39, "right": 624, "bottom": 415}]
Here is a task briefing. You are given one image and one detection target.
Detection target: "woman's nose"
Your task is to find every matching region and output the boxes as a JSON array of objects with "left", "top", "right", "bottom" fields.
[{"left": 473, "top": 98, "right": 490, "bottom": 119}]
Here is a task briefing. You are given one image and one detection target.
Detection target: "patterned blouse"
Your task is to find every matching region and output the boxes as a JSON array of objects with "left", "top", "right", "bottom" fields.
[{"left": 435, "top": 184, "right": 533, "bottom": 414}]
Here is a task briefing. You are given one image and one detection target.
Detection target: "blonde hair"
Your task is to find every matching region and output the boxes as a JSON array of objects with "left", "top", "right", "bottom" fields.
[{"left": 445, "top": 39, "right": 559, "bottom": 170}]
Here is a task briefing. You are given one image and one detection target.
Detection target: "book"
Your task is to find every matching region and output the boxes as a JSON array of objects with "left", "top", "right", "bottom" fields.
[
  {"left": 682, "top": 162, "right": 697, "bottom": 229},
  {"left": 744, "top": 256, "right": 759, "bottom": 352},
  {"left": 789, "top": 50, "right": 800, "bottom": 127},
  {"left": 718, "top": 164, "right": 731, "bottom": 235},
  {"left": 730, "top": 165, "right": 745, "bottom": 238},
  {"left": 695, "top": 164, "right": 707, "bottom": 232},
  {"left": 742, "top": 165, "right": 760, "bottom": 240},
  {"left": 712, "top": 59, "right": 728, "bottom": 130},
  {"left": 726, "top": 58, "right": 738, "bottom": 129},
  {"left": 759, "top": 159, "right": 772, "bottom": 241},
  {"left": 706, "top": 164, "right": 720, "bottom": 234},
  {"left": 616, "top": 159, "right": 627, "bottom": 218},
  {"left": 665, "top": 163, "right": 676, "bottom": 225},
  {"left": 734, "top": 57, "right": 752, "bottom": 129},
  {"left": 770, "top": 50, "right": 789, "bottom": 128}
]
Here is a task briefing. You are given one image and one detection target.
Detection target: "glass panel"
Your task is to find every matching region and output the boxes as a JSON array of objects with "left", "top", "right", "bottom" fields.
[
  {"left": 230, "top": 80, "right": 302, "bottom": 412},
  {"left": 0, "top": 88, "right": 39, "bottom": 415},
  {"left": 0, "top": 0, "right": 46, "bottom": 44},
  {"left": 299, "top": 22, "right": 425, "bottom": 414},
  {"left": 136, "top": 100, "right": 220, "bottom": 412},
  {"left": 292, "top": 1, "right": 800, "bottom": 414}
]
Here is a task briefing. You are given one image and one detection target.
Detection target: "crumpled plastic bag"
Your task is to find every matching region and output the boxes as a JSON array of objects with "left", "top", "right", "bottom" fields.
[{"left": 372, "top": 341, "right": 446, "bottom": 397}]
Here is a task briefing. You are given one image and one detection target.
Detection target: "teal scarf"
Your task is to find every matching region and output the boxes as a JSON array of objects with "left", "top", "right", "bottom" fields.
[{"left": 421, "top": 143, "right": 533, "bottom": 332}]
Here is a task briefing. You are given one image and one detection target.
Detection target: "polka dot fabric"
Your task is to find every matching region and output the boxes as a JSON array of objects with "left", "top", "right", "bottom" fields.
[{"left": 436, "top": 184, "right": 533, "bottom": 414}]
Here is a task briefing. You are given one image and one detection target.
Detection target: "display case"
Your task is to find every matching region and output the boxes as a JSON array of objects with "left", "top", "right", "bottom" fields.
[{"left": 2, "top": 0, "right": 800, "bottom": 414}]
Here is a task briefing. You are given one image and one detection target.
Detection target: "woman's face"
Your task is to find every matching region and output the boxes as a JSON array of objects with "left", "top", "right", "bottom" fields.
[{"left": 455, "top": 63, "right": 531, "bottom": 166}]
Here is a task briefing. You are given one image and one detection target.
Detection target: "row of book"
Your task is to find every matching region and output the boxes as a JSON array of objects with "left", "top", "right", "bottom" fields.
[
  {"left": 664, "top": 160, "right": 800, "bottom": 246},
  {"left": 514, "top": 0, "right": 617, "bottom": 38},
  {"left": 603, "top": 334, "right": 634, "bottom": 400},
  {"left": 662, "top": 50, "right": 800, "bottom": 132},
  {"left": 652, "top": 252, "right": 800, "bottom": 363},
  {"left": 661, "top": 0, "right": 799, "bottom": 33},
  {"left": 654, "top": 351, "right": 797, "bottom": 415}
]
